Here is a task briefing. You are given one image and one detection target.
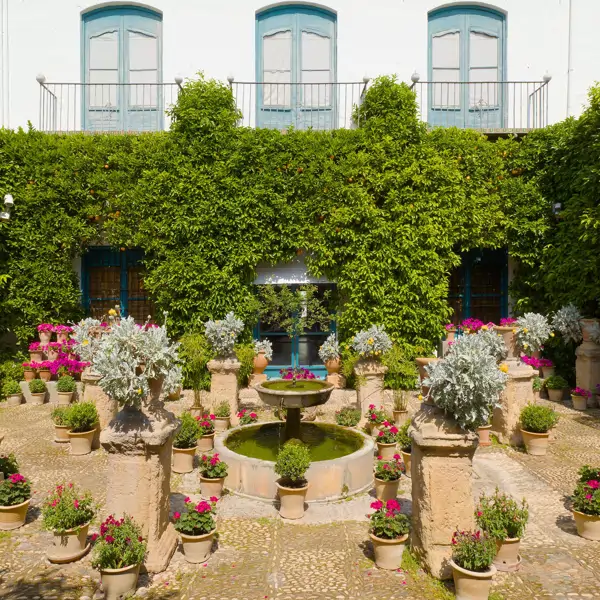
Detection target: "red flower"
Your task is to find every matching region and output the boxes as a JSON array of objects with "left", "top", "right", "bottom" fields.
[
  {"left": 73, "top": 500, "right": 79, "bottom": 509},
  {"left": 390, "top": 426, "right": 398, "bottom": 435},
  {"left": 105, "top": 535, "right": 115, "bottom": 544},
  {"left": 209, "top": 496, "right": 218, "bottom": 503},
  {"left": 587, "top": 480, "right": 599, "bottom": 490},
  {"left": 378, "top": 431, "right": 384, "bottom": 437},
  {"left": 173, "top": 512, "right": 181, "bottom": 520},
  {"left": 209, "top": 414, "right": 216, "bottom": 420},
  {"left": 90, "top": 533, "right": 99, "bottom": 542},
  {"left": 250, "top": 413, "right": 257, "bottom": 419},
  {"left": 370, "top": 500, "right": 383, "bottom": 510},
  {"left": 184, "top": 496, "right": 191, "bottom": 503},
  {"left": 393, "top": 454, "right": 400, "bottom": 460}
]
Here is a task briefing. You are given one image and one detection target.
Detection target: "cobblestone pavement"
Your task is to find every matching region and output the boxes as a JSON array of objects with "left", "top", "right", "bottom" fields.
[{"left": 0, "top": 396, "right": 599, "bottom": 599}]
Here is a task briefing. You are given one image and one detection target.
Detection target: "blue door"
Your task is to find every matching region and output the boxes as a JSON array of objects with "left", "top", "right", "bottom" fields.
[
  {"left": 256, "top": 4, "right": 336, "bottom": 130},
  {"left": 82, "top": 5, "right": 163, "bottom": 132},
  {"left": 428, "top": 6, "right": 506, "bottom": 129}
]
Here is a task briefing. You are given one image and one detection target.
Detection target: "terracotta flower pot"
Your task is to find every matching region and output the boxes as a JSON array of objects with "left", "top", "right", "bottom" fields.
[
  {"left": 23, "top": 369, "right": 35, "bottom": 382},
  {"left": 547, "top": 388, "right": 564, "bottom": 403},
  {"left": 446, "top": 328, "right": 457, "bottom": 342},
  {"left": 451, "top": 559, "right": 496, "bottom": 600},
  {"left": 200, "top": 475, "right": 225, "bottom": 499},
  {"left": 68, "top": 429, "right": 95, "bottom": 455},
  {"left": 572, "top": 510, "right": 600, "bottom": 540},
  {"left": 6, "top": 394, "right": 22, "bottom": 407},
  {"left": 47, "top": 522, "right": 90, "bottom": 563},
  {"left": 168, "top": 387, "right": 182, "bottom": 401},
  {"left": 392, "top": 410, "right": 409, "bottom": 428},
  {"left": 493, "top": 326, "right": 518, "bottom": 361},
  {"left": 213, "top": 416, "right": 230, "bottom": 432},
  {"left": 324, "top": 358, "right": 341, "bottom": 374},
  {"left": 197, "top": 433, "right": 215, "bottom": 452},
  {"left": 29, "top": 392, "right": 46, "bottom": 405},
  {"left": 541, "top": 366, "right": 555, "bottom": 379},
  {"left": 38, "top": 370, "right": 51, "bottom": 382},
  {"left": 520, "top": 429, "right": 550, "bottom": 456},
  {"left": 370, "top": 533, "right": 408, "bottom": 570},
  {"left": 0, "top": 499, "right": 30, "bottom": 530},
  {"left": 54, "top": 424, "right": 70, "bottom": 443},
  {"left": 172, "top": 446, "right": 196, "bottom": 474},
  {"left": 571, "top": 395, "right": 588, "bottom": 411},
  {"left": 29, "top": 351, "right": 43, "bottom": 362},
  {"left": 477, "top": 424, "right": 493, "bottom": 447},
  {"left": 180, "top": 529, "right": 216, "bottom": 563},
  {"left": 494, "top": 537, "right": 521, "bottom": 572},
  {"left": 401, "top": 450, "right": 411, "bottom": 477},
  {"left": 252, "top": 351, "right": 269, "bottom": 375},
  {"left": 374, "top": 477, "right": 399, "bottom": 502},
  {"left": 581, "top": 319, "right": 600, "bottom": 343},
  {"left": 56, "top": 333, "right": 69, "bottom": 344},
  {"left": 376, "top": 441, "right": 397, "bottom": 460},
  {"left": 57, "top": 392, "right": 74, "bottom": 406},
  {"left": 47, "top": 349, "right": 58, "bottom": 361},
  {"left": 277, "top": 481, "right": 309, "bottom": 520},
  {"left": 39, "top": 332, "right": 52, "bottom": 344},
  {"left": 100, "top": 564, "right": 140, "bottom": 600}
]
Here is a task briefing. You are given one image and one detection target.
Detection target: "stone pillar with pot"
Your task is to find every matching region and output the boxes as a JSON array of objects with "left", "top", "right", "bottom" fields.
[
  {"left": 410, "top": 403, "right": 478, "bottom": 580},
  {"left": 207, "top": 356, "right": 241, "bottom": 419},
  {"left": 100, "top": 378, "right": 179, "bottom": 573},
  {"left": 415, "top": 357, "right": 440, "bottom": 396},
  {"left": 82, "top": 371, "right": 118, "bottom": 450},
  {"left": 354, "top": 358, "right": 388, "bottom": 416},
  {"left": 249, "top": 351, "right": 268, "bottom": 387},
  {"left": 576, "top": 319, "right": 600, "bottom": 408},
  {"left": 325, "top": 357, "right": 346, "bottom": 389}
]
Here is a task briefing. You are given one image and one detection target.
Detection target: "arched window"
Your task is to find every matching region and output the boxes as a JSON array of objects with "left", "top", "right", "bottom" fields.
[
  {"left": 255, "top": 3, "right": 337, "bottom": 129},
  {"left": 81, "top": 3, "right": 163, "bottom": 131},
  {"left": 428, "top": 5, "right": 506, "bottom": 128}
]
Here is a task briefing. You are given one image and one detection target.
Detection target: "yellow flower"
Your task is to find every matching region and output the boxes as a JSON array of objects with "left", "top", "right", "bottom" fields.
[
  {"left": 481, "top": 325, "right": 488, "bottom": 331},
  {"left": 523, "top": 343, "right": 529, "bottom": 348},
  {"left": 512, "top": 328, "right": 517, "bottom": 333},
  {"left": 499, "top": 364, "right": 508, "bottom": 373},
  {"left": 375, "top": 350, "right": 380, "bottom": 355},
  {"left": 108, "top": 309, "right": 117, "bottom": 316},
  {"left": 367, "top": 338, "right": 374, "bottom": 345},
  {"left": 550, "top": 332, "right": 555, "bottom": 337},
  {"left": 137, "top": 388, "right": 143, "bottom": 394},
  {"left": 418, "top": 394, "right": 423, "bottom": 401},
  {"left": 523, "top": 328, "right": 528, "bottom": 334},
  {"left": 82, "top": 340, "right": 89, "bottom": 346}
]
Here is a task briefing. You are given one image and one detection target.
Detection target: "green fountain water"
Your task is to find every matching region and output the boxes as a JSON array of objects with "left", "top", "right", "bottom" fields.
[{"left": 261, "top": 380, "right": 329, "bottom": 392}]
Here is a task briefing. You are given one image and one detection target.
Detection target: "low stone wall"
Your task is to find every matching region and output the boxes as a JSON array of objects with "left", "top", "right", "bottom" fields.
[{"left": 19, "top": 380, "right": 83, "bottom": 405}]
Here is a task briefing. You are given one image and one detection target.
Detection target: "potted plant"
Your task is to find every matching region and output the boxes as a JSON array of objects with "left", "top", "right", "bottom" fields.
[
  {"left": 22, "top": 362, "right": 36, "bottom": 382},
  {"left": 450, "top": 530, "right": 497, "bottom": 600},
  {"left": 539, "top": 358, "right": 555, "bottom": 379},
  {"left": 55, "top": 325, "right": 73, "bottom": 344},
  {"left": 237, "top": 409, "right": 258, "bottom": 426},
  {"left": 196, "top": 414, "right": 216, "bottom": 451},
  {"left": 366, "top": 404, "right": 386, "bottom": 437},
  {"left": 164, "top": 363, "right": 183, "bottom": 401},
  {"left": 445, "top": 323, "right": 457, "bottom": 342},
  {"left": 477, "top": 416, "right": 493, "bottom": 447},
  {"left": 173, "top": 496, "right": 218, "bottom": 563},
  {"left": 392, "top": 390, "right": 409, "bottom": 427},
  {"left": 545, "top": 375, "right": 568, "bottom": 403},
  {"left": 519, "top": 404, "right": 558, "bottom": 456},
  {"left": 213, "top": 401, "right": 231, "bottom": 432},
  {"left": 318, "top": 333, "right": 341, "bottom": 375},
  {"left": 204, "top": 312, "right": 244, "bottom": 358},
  {"left": 36, "top": 360, "right": 52, "bottom": 382},
  {"left": 42, "top": 482, "right": 95, "bottom": 563},
  {"left": 199, "top": 453, "right": 228, "bottom": 498},
  {"left": 571, "top": 465, "right": 600, "bottom": 540},
  {"left": 514, "top": 313, "right": 551, "bottom": 356},
  {"left": 396, "top": 421, "right": 412, "bottom": 477},
  {"left": 376, "top": 422, "right": 399, "bottom": 460},
  {"left": 0, "top": 453, "right": 18, "bottom": 479},
  {"left": 3, "top": 380, "right": 22, "bottom": 407},
  {"left": 252, "top": 339, "right": 273, "bottom": 375},
  {"left": 373, "top": 454, "right": 403, "bottom": 501},
  {"left": 0, "top": 473, "right": 31, "bottom": 530},
  {"left": 56, "top": 375, "right": 76, "bottom": 406},
  {"left": 65, "top": 403, "right": 98, "bottom": 455},
  {"left": 532, "top": 376, "right": 543, "bottom": 403},
  {"left": 28, "top": 378, "right": 47, "bottom": 405},
  {"left": 335, "top": 406, "right": 361, "bottom": 428},
  {"left": 475, "top": 488, "right": 529, "bottom": 572},
  {"left": 28, "top": 341, "right": 44, "bottom": 362},
  {"left": 38, "top": 323, "right": 54, "bottom": 344},
  {"left": 274, "top": 440, "right": 311, "bottom": 520},
  {"left": 172, "top": 412, "right": 201, "bottom": 474},
  {"left": 571, "top": 387, "right": 591, "bottom": 411},
  {"left": 91, "top": 515, "right": 146, "bottom": 599},
  {"left": 52, "top": 407, "right": 71, "bottom": 443},
  {"left": 368, "top": 498, "right": 410, "bottom": 570}
]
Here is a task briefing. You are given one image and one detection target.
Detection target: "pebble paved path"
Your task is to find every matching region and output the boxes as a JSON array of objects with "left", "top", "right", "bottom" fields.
[{"left": 0, "top": 395, "right": 598, "bottom": 599}]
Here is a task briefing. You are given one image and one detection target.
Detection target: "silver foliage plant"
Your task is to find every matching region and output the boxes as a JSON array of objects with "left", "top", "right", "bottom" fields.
[
  {"left": 318, "top": 333, "right": 340, "bottom": 362},
  {"left": 424, "top": 334, "right": 508, "bottom": 431},
  {"left": 551, "top": 304, "right": 583, "bottom": 344},
  {"left": 71, "top": 317, "right": 103, "bottom": 364},
  {"left": 351, "top": 325, "right": 392, "bottom": 358},
  {"left": 163, "top": 363, "right": 183, "bottom": 395},
  {"left": 253, "top": 338, "right": 273, "bottom": 361},
  {"left": 450, "top": 328, "right": 507, "bottom": 364},
  {"left": 514, "top": 312, "right": 551, "bottom": 353},
  {"left": 204, "top": 312, "right": 244, "bottom": 357},
  {"left": 589, "top": 321, "right": 600, "bottom": 346}
]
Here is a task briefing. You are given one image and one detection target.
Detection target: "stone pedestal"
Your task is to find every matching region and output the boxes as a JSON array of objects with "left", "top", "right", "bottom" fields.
[
  {"left": 354, "top": 358, "right": 387, "bottom": 416},
  {"left": 248, "top": 373, "right": 267, "bottom": 387},
  {"left": 326, "top": 373, "right": 346, "bottom": 389},
  {"left": 100, "top": 387, "right": 179, "bottom": 573},
  {"left": 82, "top": 373, "right": 118, "bottom": 450},
  {"left": 20, "top": 380, "right": 83, "bottom": 405},
  {"left": 410, "top": 403, "right": 478, "bottom": 579},
  {"left": 207, "top": 357, "right": 241, "bottom": 416},
  {"left": 576, "top": 339, "right": 600, "bottom": 408}
]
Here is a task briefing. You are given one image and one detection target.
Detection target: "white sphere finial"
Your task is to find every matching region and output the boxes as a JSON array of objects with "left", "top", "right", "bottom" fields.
[
  {"left": 227, "top": 74, "right": 235, "bottom": 84},
  {"left": 174, "top": 75, "right": 183, "bottom": 85},
  {"left": 411, "top": 71, "right": 421, "bottom": 83},
  {"left": 4, "top": 194, "right": 14, "bottom": 206},
  {"left": 543, "top": 72, "right": 552, "bottom": 83},
  {"left": 36, "top": 73, "right": 46, "bottom": 84},
  {"left": 363, "top": 75, "right": 370, "bottom": 84}
]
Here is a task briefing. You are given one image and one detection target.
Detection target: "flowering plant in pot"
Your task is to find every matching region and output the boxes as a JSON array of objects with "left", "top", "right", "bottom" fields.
[
  {"left": 571, "top": 465, "right": 600, "bottom": 540},
  {"left": 0, "top": 453, "right": 18, "bottom": 478},
  {"left": 91, "top": 515, "right": 146, "bottom": 599},
  {"left": 213, "top": 400, "right": 231, "bottom": 431},
  {"left": 64, "top": 403, "right": 98, "bottom": 455},
  {"left": 475, "top": 488, "right": 529, "bottom": 572},
  {"left": 54, "top": 325, "right": 73, "bottom": 343},
  {"left": 392, "top": 390, "right": 409, "bottom": 427},
  {"left": 514, "top": 312, "right": 551, "bottom": 355},
  {"left": 544, "top": 375, "right": 568, "bottom": 403},
  {"left": 532, "top": 376, "right": 543, "bottom": 402},
  {"left": 0, "top": 473, "right": 31, "bottom": 530},
  {"left": 22, "top": 362, "right": 36, "bottom": 382},
  {"left": 35, "top": 361, "right": 52, "bottom": 382},
  {"left": 571, "top": 387, "right": 591, "bottom": 411},
  {"left": 366, "top": 404, "right": 386, "bottom": 436},
  {"left": 199, "top": 453, "right": 228, "bottom": 499},
  {"left": 538, "top": 358, "right": 555, "bottom": 379},
  {"left": 445, "top": 323, "right": 457, "bottom": 341},
  {"left": 280, "top": 367, "right": 316, "bottom": 380},
  {"left": 450, "top": 530, "right": 496, "bottom": 600},
  {"left": 196, "top": 414, "right": 216, "bottom": 452},
  {"left": 519, "top": 404, "right": 558, "bottom": 456},
  {"left": 252, "top": 339, "right": 273, "bottom": 374},
  {"left": 499, "top": 317, "right": 517, "bottom": 327},
  {"left": 237, "top": 409, "right": 258, "bottom": 426},
  {"left": 368, "top": 498, "right": 410, "bottom": 570},
  {"left": 37, "top": 323, "right": 54, "bottom": 343},
  {"left": 351, "top": 325, "right": 392, "bottom": 359},
  {"left": 335, "top": 406, "right": 361, "bottom": 428},
  {"left": 164, "top": 363, "right": 183, "bottom": 401},
  {"left": 551, "top": 304, "right": 583, "bottom": 345},
  {"left": 51, "top": 407, "right": 71, "bottom": 443},
  {"left": 318, "top": 333, "right": 341, "bottom": 374},
  {"left": 28, "top": 341, "right": 44, "bottom": 362},
  {"left": 395, "top": 421, "right": 412, "bottom": 477},
  {"left": 56, "top": 375, "right": 76, "bottom": 406},
  {"left": 3, "top": 380, "right": 22, "bottom": 407},
  {"left": 373, "top": 454, "right": 403, "bottom": 501},
  {"left": 376, "top": 422, "right": 399, "bottom": 459},
  {"left": 204, "top": 312, "right": 244, "bottom": 358},
  {"left": 28, "top": 377, "right": 47, "bottom": 405},
  {"left": 42, "top": 482, "right": 95, "bottom": 563},
  {"left": 274, "top": 440, "right": 311, "bottom": 519},
  {"left": 172, "top": 412, "right": 201, "bottom": 474},
  {"left": 173, "top": 497, "right": 218, "bottom": 563}
]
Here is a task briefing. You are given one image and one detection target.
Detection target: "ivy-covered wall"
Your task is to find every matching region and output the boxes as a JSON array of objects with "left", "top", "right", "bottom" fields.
[{"left": 0, "top": 75, "right": 594, "bottom": 351}]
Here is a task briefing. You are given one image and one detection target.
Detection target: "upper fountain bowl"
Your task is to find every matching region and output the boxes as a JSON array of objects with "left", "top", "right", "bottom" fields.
[{"left": 254, "top": 379, "right": 334, "bottom": 409}]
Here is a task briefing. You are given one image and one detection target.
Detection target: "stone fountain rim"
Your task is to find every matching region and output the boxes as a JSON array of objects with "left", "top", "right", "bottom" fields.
[{"left": 253, "top": 379, "right": 335, "bottom": 397}]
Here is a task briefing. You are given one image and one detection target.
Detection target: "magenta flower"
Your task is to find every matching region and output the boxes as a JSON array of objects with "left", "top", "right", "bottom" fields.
[
  {"left": 370, "top": 500, "right": 384, "bottom": 510},
  {"left": 105, "top": 535, "right": 115, "bottom": 544},
  {"left": 90, "top": 533, "right": 99, "bottom": 542},
  {"left": 173, "top": 512, "right": 181, "bottom": 520},
  {"left": 587, "top": 480, "right": 599, "bottom": 489},
  {"left": 209, "top": 496, "right": 219, "bottom": 503}
]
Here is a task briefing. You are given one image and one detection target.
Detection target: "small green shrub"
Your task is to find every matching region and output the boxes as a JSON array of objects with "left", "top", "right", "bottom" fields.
[
  {"left": 274, "top": 441, "right": 311, "bottom": 488},
  {"left": 335, "top": 406, "right": 361, "bottom": 427},
  {"left": 532, "top": 376, "right": 543, "bottom": 392},
  {"left": 578, "top": 465, "right": 600, "bottom": 483},
  {"left": 179, "top": 332, "right": 213, "bottom": 397},
  {"left": 64, "top": 403, "right": 98, "bottom": 433},
  {"left": 28, "top": 379, "right": 46, "bottom": 394},
  {"left": 451, "top": 530, "right": 496, "bottom": 573},
  {"left": 475, "top": 488, "right": 529, "bottom": 540},
  {"left": 42, "top": 483, "right": 95, "bottom": 533},
  {"left": 214, "top": 400, "right": 230, "bottom": 418},
  {"left": 0, "top": 359, "right": 25, "bottom": 385},
  {"left": 520, "top": 404, "right": 558, "bottom": 433},
  {"left": 392, "top": 390, "right": 408, "bottom": 411},
  {"left": 173, "top": 412, "right": 201, "bottom": 449},
  {"left": 0, "top": 474, "right": 31, "bottom": 506},
  {"left": 396, "top": 421, "right": 411, "bottom": 452},
  {"left": 545, "top": 375, "right": 568, "bottom": 390},
  {"left": 2, "top": 380, "right": 21, "bottom": 397},
  {"left": 51, "top": 407, "right": 69, "bottom": 426},
  {"left": 56, "top": 375, "right": 76, "bottom": 393},
  {"left": 234, "top": 343, "right": 255, "bottom": 388},
  {"left": 0, "top": 453, "right": 19, "bottom": 476},
  {"left": 383, "top": 344, "right": 420, "bottom": 390}
]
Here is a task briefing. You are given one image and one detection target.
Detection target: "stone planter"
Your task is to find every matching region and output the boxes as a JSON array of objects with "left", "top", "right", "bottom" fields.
[
  {"left": 392, "top": 410, "right": 409, "bottom": 428},
  {"left": 325, "top": 358, "right": 341, "bottom": 374},
  {"left": 47, "top": 348, "right": 58, "bottom": 361},
  {"left": 477, "top": 425, "right": 492, "bottom": 447},
  {"left": 172, "top": 446, "right": 196, "bottom": 474},
  {"left": 47, "top": 522, "right": 90, "bottom": 563},
  {"left": 276, "top": 481, "right": 309, "bottom": 520},
  {"left": 376, "top": 441, "right": 397, "bottom": 460},
  {"left": 213, "top": 416, "right": 230, "bottom": 432},
  {"left": 520, "top": 429, "right": 550, "bottom": 456},
  {"left": 252, "top": 351, "right": 268, "bottom": 375},
  {"left": 547, "top": 388, "right": 564, "bottom": 403},
  {"left": 168, "top": 387, "right": 182, "bottom": 401},
  {"left": 581, "top": 319, "right": 600, "bottom": 343},
  {"left": 450, "top": 559, "right": 496, "bottom": 600},
  {"left": 541, "top": 366, "right": 555, "bottom": 379},
  {"left": 39, "top": 331, "right": 52, "bottom": 344},
  {"left": 68, "top": 429, "right": 95, "bottom": 455},
  {"left": 355, "top": 358, "right": 388, "bottom": 415},
  {"left": 200, "top": 475, "right": 225, "bottom": 499},
  {"left": 100, "top": 564, "right": 140, "bottom": 600},
  {"left": 198, "top": 433, "right": 215, "bottom": 452},
  {"left": 415, "top": 357, "right": 439, "bottom": 395},
  {"left": 57, "top": 391, "right": 73, "bottom": 406},
  {"left": 29, "top": 392, "right": 46, "bottom": 405},
  {"left": 38, "top": 370, "right": 51, "bottom": 382},
  {"left": 29, "top": 351, "right": 43, "bottom": 362},
  {"left": 493, "top": 537, "right": 521, "bottom": 572},
  {"left": 23, "top": 369, "right": 35, "bottom": 382},
  {"left": 6, "top": 394, "right": 22, "bottom": 407},
  {"left": 571, "top": 395, "right": 588, "bottom": 411},
  {"left": 374, "top": 477, "right": 399, "bottom": 502},
  {"left": 370, "top": 532, "right": 408, "bottom": 570},
  {"left": 400, "top": 450, "right": 411, "bottom": 477},
  {"left": 0, "top": 499, "right": 30, "bottom": 530},
  {"left": 572, "top": 510, "right": 600, "bottom": 541},
  {"left": 208, "top": 357, "right": 241, "bottom": 418},
  {"left": 493, "top": 326, "right": 518, "bottom": 362},
  {"left": 54, "top": 424, "right": 70, "bottom": 443},
  {"left": 180, "top": 529, "right": 216, "bottom": 563}
]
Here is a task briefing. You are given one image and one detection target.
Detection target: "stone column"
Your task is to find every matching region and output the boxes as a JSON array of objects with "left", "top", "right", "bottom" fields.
[
  {"left": 354, "top": 358, "right": 388, "bottom": 416},
  {"left": 82, "top": 372, "right": 118, "bottom": 450},
  {"left": 577, "top": 320, "right": 600, "bottom": 408},
  {"left": 207, "top": 356, "right": 241, "bottom": 418},
  {"left": 410, "top": 403, "right": 478, "bottom": 579},
  {"left": 326, "top": 373, "right": 346, "bottom": 389},
  {"left": 100, "top": 379, "right": 179, "bottom": 573}
]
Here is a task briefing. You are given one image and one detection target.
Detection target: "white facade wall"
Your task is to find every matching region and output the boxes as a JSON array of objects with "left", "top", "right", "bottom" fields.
[{"left": 0, "top": 0, "right": 598, "bottom": 130}]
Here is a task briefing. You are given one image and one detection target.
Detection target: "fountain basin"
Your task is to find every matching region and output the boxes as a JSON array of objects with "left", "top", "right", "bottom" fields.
[{"left": 254, "top": 379, "right": 334, "bottom": 409}]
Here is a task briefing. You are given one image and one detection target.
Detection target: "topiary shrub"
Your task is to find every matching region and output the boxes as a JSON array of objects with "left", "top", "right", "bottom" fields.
[
  {"left": 520, "top": 404, "right": 558, "bottom": 434},
  {"left": 64, "top": 403, "right": 98, "bottom": 433},
  {"left": 545, "top": 375, "right": 568, "bottom": 390},
  {"left": 173, "top": 412, "right": 201, "bottom": 449},
  {"left": 28, "top": 379, "right": 46, "bottom": 394},
  {"left": 274, "top": 441, "right": 311, "bottom": 488},
  {"left": 51, "top": 407, "right": 69, "bottom": 426},
  {"left": 335, "top": 406, "right": 361, "bottom": 428},
  {"left": 396, "top": 421, "right": 411, "bottom": 453},
  {"left": 56, "top": 375, "right": 76, "bottom": 393},
  {"left": 2, "top": 380, "right": 21, "bottom": 398}
]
